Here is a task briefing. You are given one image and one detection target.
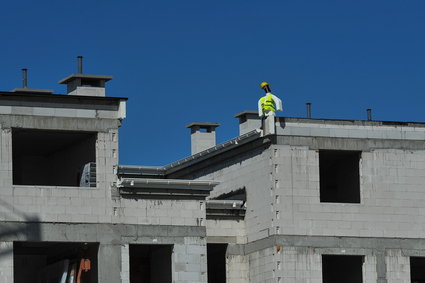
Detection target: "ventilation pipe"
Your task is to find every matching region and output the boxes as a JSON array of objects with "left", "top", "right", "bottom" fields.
[
  {"left": 367, "top": 109, "right": 372, "bottom": 121},
  {"left": 306, "top": 102, "right": 311, "bottom": 118},
  {"left": 22, "top": 68, "right": 28, "bottom": 88},
  {"left": 77, "top": 56, "right": 83, "bottom": 74}
]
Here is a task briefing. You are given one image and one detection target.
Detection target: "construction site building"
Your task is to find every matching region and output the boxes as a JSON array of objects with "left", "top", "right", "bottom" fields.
[{"left": 1, "top": 67, "right": 425, "bottom": 282}]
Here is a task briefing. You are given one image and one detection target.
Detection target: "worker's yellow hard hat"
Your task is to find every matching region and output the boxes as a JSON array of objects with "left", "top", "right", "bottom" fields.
[{"left": 260, "top": 82, "right": 270, "bottom": 89}]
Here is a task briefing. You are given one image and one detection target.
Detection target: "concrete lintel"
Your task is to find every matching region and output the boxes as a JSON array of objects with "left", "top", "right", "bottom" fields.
[
  {"left": 0, "top": 115, "right": 120, "bottom": 132},
  {"left": 0, "top": 222, "right": 206, "bottom": 243},
  {"left": 274, "top": 135, "right": 425, "bottom": 151},
  {"left": 238, "top": 235, "right": 425, "bottom": 255}
]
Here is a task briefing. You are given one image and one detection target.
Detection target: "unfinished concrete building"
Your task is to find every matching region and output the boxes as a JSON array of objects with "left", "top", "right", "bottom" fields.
[
  {"left": 0, "top": 64, "right": 218, "bottom": 283},
  {"left": 123, "top": 111, "right": 425, "bottom": 283},
  {"left": 1, "top": 63, "right": 425, "bottom": 282}
]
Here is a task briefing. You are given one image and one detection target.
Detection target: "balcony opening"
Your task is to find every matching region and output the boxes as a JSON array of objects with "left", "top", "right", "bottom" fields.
[
  {"left": 322, "top": 255, "right": 363, "bottom": 283},
  {"left": 207, "top": 243, "right": 227, "bottom": 283},
  {"left": 129, "top": 244, "right": 172, "bottom": 283},
  {"left": 12, "top": 129, "right": 96, "bottom": 187},
  {"left": 14, "top": 241, "right": 98, "bottom": 283},
  {"left": 319, "top": 150, "right": 361, "bottom": 203},
  {"left": 411, "top": 257, "right": 425, "bottom": 283}
]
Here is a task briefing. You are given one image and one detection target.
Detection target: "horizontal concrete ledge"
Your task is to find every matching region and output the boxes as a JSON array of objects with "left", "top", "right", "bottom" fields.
[
  {"left": 226, "top": 234, "right": 425, "bottom": 256},
  {"left": 273, "top": 135, "right": 425, "bottom": 151},
  {"left": 0, "top": 222, "right": 206, "bottom": 244}
]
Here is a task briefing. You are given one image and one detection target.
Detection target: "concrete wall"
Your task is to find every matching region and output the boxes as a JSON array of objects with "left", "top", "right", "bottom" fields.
[
  {"left": 187, "top": 145, "right": 274, "bottom": 242},
  {"left": 271, "top": 144, "right": 425, "bottom": 239},
  {"left": 0, "top": 104, "right": 210, "bottom": 282},
  {"left": 206, "top": 219, "right": 246, "bottom": 244},
  {"left": 248, "top": 246, "right": 275, "bottom": 282},
  {"left": 173, "top": 237, "right": 208, "bottom": 283},
  {"left": 277, "top": 247, "right": 322, "bottom": 283}
]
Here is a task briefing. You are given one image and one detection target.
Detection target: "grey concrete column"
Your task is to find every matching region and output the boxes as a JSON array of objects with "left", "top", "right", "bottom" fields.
[
  {"left": 98, "top": 243, "right": 122, "bottom": 283},
  {"left": 0, "top": 242, "right": 13, "bottom": 283},
  {"left": 376, "top": 250, "right": 387, "bottom": 283}
]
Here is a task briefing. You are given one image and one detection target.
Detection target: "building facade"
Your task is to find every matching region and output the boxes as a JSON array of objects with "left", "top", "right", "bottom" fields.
[{"left": 1, "top": 67, "right": 425, "bottom": 282}]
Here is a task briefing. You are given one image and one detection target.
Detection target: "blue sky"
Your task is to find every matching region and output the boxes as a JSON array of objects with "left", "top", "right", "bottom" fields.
[{"left": 1, "top": 1, "right": 425, "bottom": 166}]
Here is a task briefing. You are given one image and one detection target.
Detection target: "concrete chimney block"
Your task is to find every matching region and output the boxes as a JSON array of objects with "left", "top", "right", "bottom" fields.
[
  {"left": 234, "top": 111, "right": 261, "bottom": 135},
  {"left": 186, "top": 122, "right": 220, "bottom": 155}
]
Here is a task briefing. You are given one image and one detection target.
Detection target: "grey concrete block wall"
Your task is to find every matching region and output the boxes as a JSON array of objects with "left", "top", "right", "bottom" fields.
[
  {"left": 0, "top": 124, "right": 206, "bottom": 227},
  {"left": 206, "top": 219, "right": 246, "bottom": 244},
  {"left": 173, "top": 237, "right": 208, "bottom": 282},
  {"left": 271, "top": 144, "right": 425, "bottom": 239},
  {"left": 190, "top": 146, "right": 274, "bottom": 242},
  {"left": 248, "top": 247, "right": 275, "bottom": 282},
  {"left": 226, "top": 254, "right": 249, "bottom": 283},
  {"left": 0, "top": 100, "right": 212, "bottom": 283},
  {"left": 277, "top": 247, "right": 322, "bottom": 283},
  {"left": 276, "top": 120, "right": 425, "bottom": 141}
]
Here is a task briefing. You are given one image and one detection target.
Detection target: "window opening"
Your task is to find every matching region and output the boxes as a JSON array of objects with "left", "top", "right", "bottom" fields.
[
  {"left": 322, "top": 255, "right": 363, "bottom": 283},
  {"left": 207, "top": 243, "right": 227, "bottom": 283},
  {"left": 129, "top": 244, "right": 172, "bottom": 283},
  {"left": 411, "top": 257, "right": 425, "bottom": 283},
  {"left": 12, "top": 129, "right": 96, "bottom": 187},
  {"left": 319, "top": 150, "right": 361, "bottom": 203},
  {"left": 14, "top": 241, "right": 98, "bottom": 283}
]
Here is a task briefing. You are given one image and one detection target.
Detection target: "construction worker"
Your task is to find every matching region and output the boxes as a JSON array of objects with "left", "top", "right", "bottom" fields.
[
  {"left": 258, "top": 82, "right": 282, "bottom": 117},
  {"left": 258, "top": 82, "right": 282, "bottom": 134}
]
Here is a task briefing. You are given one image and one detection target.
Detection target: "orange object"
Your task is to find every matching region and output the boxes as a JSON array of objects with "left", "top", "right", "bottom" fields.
[{"left": 77, "top": 258, "right": 91, "bottom": 283}]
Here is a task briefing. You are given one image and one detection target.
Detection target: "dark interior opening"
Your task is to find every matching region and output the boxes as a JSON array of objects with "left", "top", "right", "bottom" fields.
[
  {"left": 322, "top": 255, "right": 363, "bottom": 283},
  {"left": 12, "top": 129, "right": 96, "bottom": 186},
  {"left": 129, "top": 244, "right": 172, "bottom": 283},
  {"left": 411, "top": 257, "right": 425, "bottom": 283},
  {"left": 207, "top": 244, "right": 227, "bottom": 283},
  {"left": 14, "top": 241, "right": 98, "bottom": 283},
  {"left": 319, "top": 150, "right": 361, "bottom": 203}
]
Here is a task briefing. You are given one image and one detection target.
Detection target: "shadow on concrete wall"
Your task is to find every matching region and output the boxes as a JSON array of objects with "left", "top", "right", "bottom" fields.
[{"left": 0, "top": 198, "right": 41, "bottom": 258}]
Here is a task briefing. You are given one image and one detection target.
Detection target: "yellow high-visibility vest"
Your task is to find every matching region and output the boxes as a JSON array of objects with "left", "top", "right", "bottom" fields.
[{"left": 260, "top": 94, "right": 276, "bottom": 112}]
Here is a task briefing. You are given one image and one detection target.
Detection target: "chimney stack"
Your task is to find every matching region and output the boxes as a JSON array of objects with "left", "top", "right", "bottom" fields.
[
  {"left": 186, "top": 122, "right": 220, "bottom": 155},
  {"left": 12, "top": 68, "right": 53, "bottom": 94},
  {"left": 234, "top": 111, "right": 261, "bottom": 135},
  {"left": 58, "top": 56, "right": 112, "bottom": 97}
]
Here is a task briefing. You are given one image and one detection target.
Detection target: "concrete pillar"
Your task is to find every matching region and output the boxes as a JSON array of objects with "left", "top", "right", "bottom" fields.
[
  {"left": 386, "top": 249, "right": 410, "bottom": 283},
  {"left": 98, "top": 243, "right": 122, "bottom": 283},
  {"left": 363, "top": 255, "right": 378, "bottom": 283},
  {"left": 226, "top": 254, "right": 249, "bottom": 283},
  {"left": 0, "top": 242, "right": 13, "bottom": 283},
  {"left": 172, "top": 237, "right": 208, "bottom": 282},
  {"left": 120, "top": 244, "right": 130, "bottom": 283},
  {"left": 263, "top": 115, "right": 276, "bottom": 135}
]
